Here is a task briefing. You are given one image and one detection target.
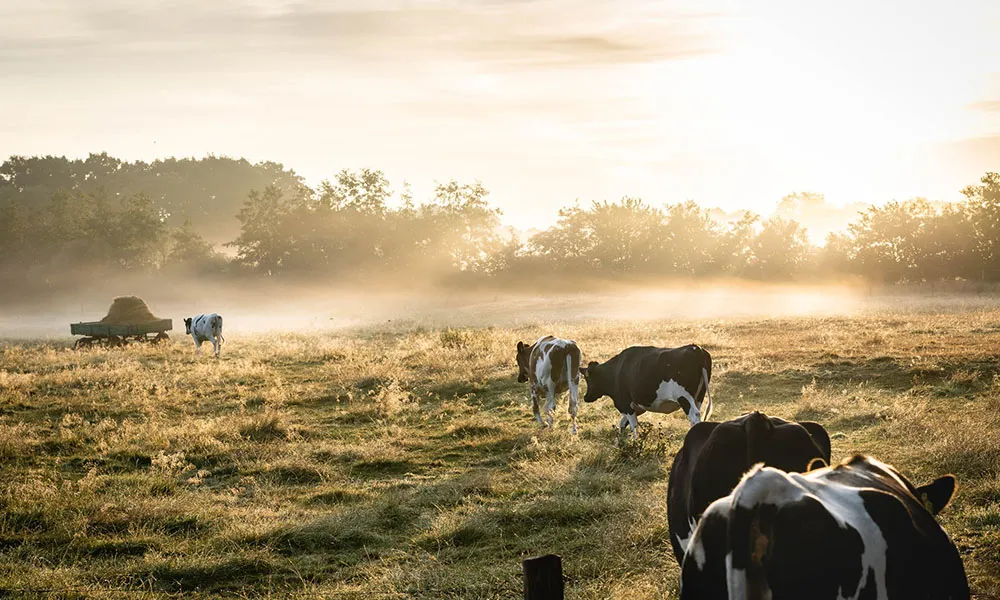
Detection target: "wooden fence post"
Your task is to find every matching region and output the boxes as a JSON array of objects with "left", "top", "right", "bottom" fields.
[{"left": 523, "top": 554, "right": 563, "bottom": 600}]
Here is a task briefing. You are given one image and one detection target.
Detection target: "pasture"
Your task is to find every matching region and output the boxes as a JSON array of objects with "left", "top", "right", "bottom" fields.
[{"left": 1, "top": 304, "right": 999, "bottom": 598}]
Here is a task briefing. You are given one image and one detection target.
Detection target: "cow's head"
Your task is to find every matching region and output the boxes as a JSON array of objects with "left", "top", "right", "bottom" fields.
[
  {"left": 515, "top": 341, "right": 533, "bottom": 383},
  {"left": 184, "top": 317, "right": 192, "bottom": 335},
  {"left": 580, "top": 361, "right": 604, "bottom": 402}
]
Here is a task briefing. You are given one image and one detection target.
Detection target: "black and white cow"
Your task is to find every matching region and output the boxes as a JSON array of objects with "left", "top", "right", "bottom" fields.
[
  {"left": 184, "top": 313, "right": 225, "bottom": 358},
  {"left": 680, "top": 454, "right": 969, "bottom": 600},
  {"left": 667, "top": 411, "right": 830, "bottom": 565},
  {"left": 580, "top": 344, "right": 711, "bottom": 437},
  {"left": 516, "top": 336, "right": 582, "bottom": 433}
]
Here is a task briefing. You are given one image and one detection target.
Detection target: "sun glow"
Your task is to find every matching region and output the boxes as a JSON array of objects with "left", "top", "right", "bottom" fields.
[{"left": 1, "top": 0, "right": 998, "bottom": 228}]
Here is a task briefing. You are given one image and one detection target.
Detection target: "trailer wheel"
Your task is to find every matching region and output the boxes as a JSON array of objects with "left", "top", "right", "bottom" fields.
[
  {"left": 73, "top": 337, "right": 94, "bottom": 350},
  {"left": 154, "top": 332, "right": 169, "bottom": 344},
  {"left": 108, "top": 336, "right": 123, "bottom": 348}
]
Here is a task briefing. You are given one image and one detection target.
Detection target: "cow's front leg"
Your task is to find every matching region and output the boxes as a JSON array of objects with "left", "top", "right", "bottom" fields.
[
  {"left": 194, "top": 339, "right": 202, "bottom": 355},
  {"left": 531, "top": 386, "right": 544, "bottom": 427}
]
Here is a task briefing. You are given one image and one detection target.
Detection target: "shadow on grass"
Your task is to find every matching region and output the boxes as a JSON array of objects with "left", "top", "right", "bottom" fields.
[
  {"left": 721, "top": 355, "right": 1000, "bottom": 404},
  {"left": 143, "top": 555, "right": 296, "bottom": 593}
]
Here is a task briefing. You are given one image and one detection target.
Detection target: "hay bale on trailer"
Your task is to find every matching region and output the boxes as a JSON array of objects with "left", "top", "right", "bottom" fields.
[
  {"left": 100, "top": 296, "right": 160, "bottom": 324},
  {"left": 71, "top": 296, "right": 171, "bottom": 349}
]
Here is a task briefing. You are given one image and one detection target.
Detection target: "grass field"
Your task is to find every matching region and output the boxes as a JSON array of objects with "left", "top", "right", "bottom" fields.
[{"left": 2, "top": 304, "right": 1000, "bottom": 598}]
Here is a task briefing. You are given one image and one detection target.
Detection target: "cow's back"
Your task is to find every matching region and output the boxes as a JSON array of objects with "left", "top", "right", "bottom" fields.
[
  {"left": 668, "top": 412, "right": 831, "bottom": 565},
  {"left": 629, "top": 344, "right": 705, "bottom": 387},
  {"left": 681, "top": 458, "right": 970, "bottom": 599},
  {"left": 530, "top": 336, "right": 581, "bottom": 390}
]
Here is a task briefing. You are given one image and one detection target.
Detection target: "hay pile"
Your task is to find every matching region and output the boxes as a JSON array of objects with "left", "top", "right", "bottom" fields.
[{"left": 100, "top": 296, "right": 160, "bottom": 324}]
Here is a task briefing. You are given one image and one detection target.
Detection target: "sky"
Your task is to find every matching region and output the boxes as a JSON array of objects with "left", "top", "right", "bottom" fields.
[{"left": 2, "top": 0, "right": 999, "bottom": 229}]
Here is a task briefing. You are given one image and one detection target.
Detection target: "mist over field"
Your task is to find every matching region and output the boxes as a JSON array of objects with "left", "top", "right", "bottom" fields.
[{"left": 5, "top": 276, "right": 1000, "bottom": 341}]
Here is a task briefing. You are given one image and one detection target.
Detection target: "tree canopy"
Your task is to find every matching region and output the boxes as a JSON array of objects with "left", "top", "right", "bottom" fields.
[{"left": 1, "top": 153, "right": 998, "bottom": 289}]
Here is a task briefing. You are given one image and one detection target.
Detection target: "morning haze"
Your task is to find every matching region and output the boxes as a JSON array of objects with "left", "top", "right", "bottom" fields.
[{"left": 2, "top": 0, "right": 999, "bottom": 229}]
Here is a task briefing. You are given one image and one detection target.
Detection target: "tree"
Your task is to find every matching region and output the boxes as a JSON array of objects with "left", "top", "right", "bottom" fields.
[
  {"left": 114, "top": 192, "right": 169, "bottom": 270},
  {"left": 714, "top": 211, "right": 759, "bottom": 276},
  {"left": 661, "top": 201, "right": 717, "bottom": 275},
  {"left": 962, "top": 172, "right": 1000, "bottom": 279},
  {"left": 750, "top": 217, "right": 810, "bottom": 279},
  {"left": 919, "top": 203, "right": 977, "bottom": 282},
  {"left": 847, "top": 199, "right": 935, "bottom": 283},
  {"left": 168, "top": 218, "right": 224, "bottom": 272},
  {"left": 229, "top": 186, "right": 289, "bottom": 276},
  {"left": 426, "top": 180, "right": 502, "bottom": 272}
]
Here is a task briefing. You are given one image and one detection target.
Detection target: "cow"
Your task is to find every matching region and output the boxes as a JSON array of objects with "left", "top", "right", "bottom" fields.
[
  {"left": 667, "top": 411, "right": 831, "bottom": 565},
  {"left": 184, "top": 313, "right": 225, "bottom": 358},
  {"left": 516, "top": 336, "right": 582, "bottom": 433},
  {"left": 680, "top": 454, "right": 969, "bottom": 600},
  {"left": 579, "top": 344, "right": 711, "bottom": 437}
]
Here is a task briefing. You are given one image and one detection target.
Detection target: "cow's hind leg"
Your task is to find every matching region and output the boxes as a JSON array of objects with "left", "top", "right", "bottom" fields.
[
  {"left": 213, "top": 337, "right": 220, "bottom": 358},
  {"left": 531, "top": 387, "right": 544, "bottom": 427},
  {"left": 626, "top": 413, "right": 639, "bottom": 440},
  {"left": 618, "top": 413, "right": 629, "bottom": 434},
  {"left": 545, "top": 387, "right": 556, "bottom": 429}
]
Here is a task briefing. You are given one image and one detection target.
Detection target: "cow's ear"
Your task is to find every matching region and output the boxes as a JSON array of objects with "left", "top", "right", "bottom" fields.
[
  {"left": 916, "top": 475, "right": 957, "bottom": 516},
  {"left": 517, "top": 341, "right": 524, "bottom": 352},
  {"left": 579, "top": 367, "right": 588, "bottom": 377}
]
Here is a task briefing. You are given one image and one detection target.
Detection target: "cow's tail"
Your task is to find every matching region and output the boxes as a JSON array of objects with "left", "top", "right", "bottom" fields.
[
  {"left": 701, "top": 366, "right": 712, "bottom": 421},
  {"left": 214, "top": 315, "right": 225, "bottom": 344}
]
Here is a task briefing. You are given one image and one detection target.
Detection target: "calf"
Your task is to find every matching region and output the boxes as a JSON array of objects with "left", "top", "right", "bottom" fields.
[
  {"left": 516, "top": 336, "right": 582, "bottom": 433},
  {"left": 580, "top": 344, "right": 711, "bottom": 437},
  {"left": 184, "top": 313, "right": 225, "bottom": 358},
  {"left": 681, "top": 454, "right": 969, "bottom": 600},
  {"left": 667, "top": 411, "right": 830, "bottom": 564}
]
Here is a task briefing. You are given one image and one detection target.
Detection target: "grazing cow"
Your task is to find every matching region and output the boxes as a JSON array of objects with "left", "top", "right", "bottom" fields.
[
  {"left": 667, "top": 411, "right": 831, "bottom": 564},
  {"left": 580, "top": 344, "right": 711, "bottom": 437},
  {"left": 184, "top": 313, "right": 225, "bottom": 358},
  {"left": 680, "top": 454, "right": 969, "bottom": 600},
  {"left": 516, "top": 336, "right": 582, "bottom": 433}
]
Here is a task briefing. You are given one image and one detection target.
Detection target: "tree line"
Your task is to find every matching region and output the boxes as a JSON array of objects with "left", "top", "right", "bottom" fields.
[{"left": 1, "top": 153, "right": 998, "bottom": 288}]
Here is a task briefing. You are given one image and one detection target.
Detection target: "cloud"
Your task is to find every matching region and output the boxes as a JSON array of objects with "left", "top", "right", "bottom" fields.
[
  {"left": 0, "top": 0, "right": 716, "bottom": 76},
  {"left": 970, "top": 100, "right": 1000, "bottom": 113}
]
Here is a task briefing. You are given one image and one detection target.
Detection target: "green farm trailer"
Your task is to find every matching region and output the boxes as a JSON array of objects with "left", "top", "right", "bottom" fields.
[{"left": 70, "top": 319, "right": 172, "bottom": 349}]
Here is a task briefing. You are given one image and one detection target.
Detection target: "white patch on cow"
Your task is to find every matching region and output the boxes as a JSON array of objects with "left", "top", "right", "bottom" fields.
[
  {"left": 650, "top": 380, "right": 702, "bottom": 424},
  {"left": 686, "top": 498, "right": 728, "bottom": 574},
  {"left": 728, "top": 465, "right": 890, "bottom": 600},
  {"left": 676, "top": 516, "right": 700, "bottom": 554},
  {"left": 649, "top": 379, "right": 702, "bottom": 425},
  {"left": 687, "top": 534, "right": 708, "bottom": 571},
  {"left": 726, "top": 559, "right": 750, "bottom": 600}
]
